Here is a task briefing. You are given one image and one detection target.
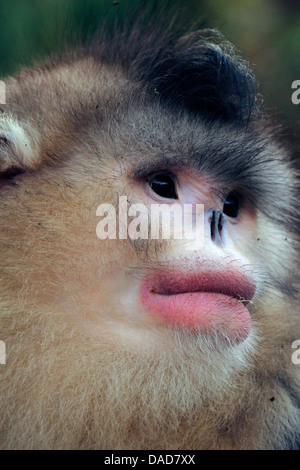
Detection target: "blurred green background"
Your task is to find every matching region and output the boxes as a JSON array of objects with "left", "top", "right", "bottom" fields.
[{"left": 0, "top": 0, "right": 299, "bottom": 147}]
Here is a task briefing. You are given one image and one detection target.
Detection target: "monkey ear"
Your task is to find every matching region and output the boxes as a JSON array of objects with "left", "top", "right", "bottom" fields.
[{"left": 0, "top": 115, "right": 40, "bottom": 175}]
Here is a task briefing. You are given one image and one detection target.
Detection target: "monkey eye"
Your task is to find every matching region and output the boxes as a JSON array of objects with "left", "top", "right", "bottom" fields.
[
  {"left": 223, "top": 192, "right": 241, "bottom": 218},
  {"left": 148, "top": 172, "right": 178, "bottom": 200}
]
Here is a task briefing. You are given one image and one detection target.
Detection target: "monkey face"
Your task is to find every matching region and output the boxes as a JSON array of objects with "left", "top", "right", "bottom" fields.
[
  {"left": 57, "top": 105, "right": 291, "bottom": 352},
  {"left": 0, "top": 102, "right": 288, "bottom": 361},
  {"left": 0, "top": 81, "right": 294, "bottom": 354}
]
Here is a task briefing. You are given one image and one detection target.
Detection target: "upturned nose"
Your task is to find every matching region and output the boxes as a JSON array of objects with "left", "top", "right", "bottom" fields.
[{"left": 206, "top": 208, "right": 225, "bottom": 245}]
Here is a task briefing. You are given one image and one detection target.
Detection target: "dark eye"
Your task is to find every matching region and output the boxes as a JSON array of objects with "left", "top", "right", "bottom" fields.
[
  {"left": 223, "top": 192, "right": 241, "bottom": 218},
  {"left": 148, "top": 172, "right": 178, "bottom": 199}
]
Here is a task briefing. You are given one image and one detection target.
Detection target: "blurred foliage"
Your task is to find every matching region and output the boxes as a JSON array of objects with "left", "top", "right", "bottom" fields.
[{"left": 0, "top": 0, "right": 300, "bottom": 146}]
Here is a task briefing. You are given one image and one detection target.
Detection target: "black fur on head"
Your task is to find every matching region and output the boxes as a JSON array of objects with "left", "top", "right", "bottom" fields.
[{"left": 88, "top": 23, "right": 258, "bottom": 124}]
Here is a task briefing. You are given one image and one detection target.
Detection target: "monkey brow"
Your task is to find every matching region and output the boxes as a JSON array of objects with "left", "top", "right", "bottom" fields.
[{"left": 131, "top": 156, "right": 189, "bottom": 180}]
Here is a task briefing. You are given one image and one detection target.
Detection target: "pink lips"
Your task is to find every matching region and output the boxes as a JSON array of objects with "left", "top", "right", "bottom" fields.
[{"left": 140, "top": 270, "right": 256, "bottom": 343}]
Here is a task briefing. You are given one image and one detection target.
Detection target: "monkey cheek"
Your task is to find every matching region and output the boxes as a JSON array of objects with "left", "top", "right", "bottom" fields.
[{"left": 140, "top": 290, "right": 252, "bottom": 344}]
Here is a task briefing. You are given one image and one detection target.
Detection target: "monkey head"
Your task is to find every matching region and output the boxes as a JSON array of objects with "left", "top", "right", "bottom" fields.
[{"left": 0, "top": 25, "right": 299, "bottom": 450}]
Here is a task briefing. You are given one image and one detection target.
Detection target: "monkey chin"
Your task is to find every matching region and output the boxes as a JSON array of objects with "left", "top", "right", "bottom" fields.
[{"left": 140, "top": 270, "right": 256, "bottom": 344}]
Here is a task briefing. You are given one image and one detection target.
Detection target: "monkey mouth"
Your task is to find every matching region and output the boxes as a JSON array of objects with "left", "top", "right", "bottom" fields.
[
  {"left": 146, "top": 270, "right": 255, "bottom": 299},
  {"left": 140, "top": 271, "right": 256, "bottom": 343}
]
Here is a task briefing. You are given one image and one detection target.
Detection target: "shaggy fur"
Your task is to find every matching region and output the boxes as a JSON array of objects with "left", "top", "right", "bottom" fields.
[{"left": 0, "top": 19, "right": 299, "bottom": 449}]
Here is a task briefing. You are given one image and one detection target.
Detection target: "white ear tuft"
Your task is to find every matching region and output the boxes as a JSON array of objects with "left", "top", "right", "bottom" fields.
[{"left": 0, "top": 115, "right": 40, "bottom": 173}]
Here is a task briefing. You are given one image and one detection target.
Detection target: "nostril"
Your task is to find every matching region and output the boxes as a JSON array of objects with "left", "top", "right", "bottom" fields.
[
  {"left": 218, "top": 212, "right": 224, "bottom": 235},
  {"left": 208, "top": 208, "right": 225, "bottom": 244},
  {"left": 210, "top": 209, "right": 216, "bottom": 240}
]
